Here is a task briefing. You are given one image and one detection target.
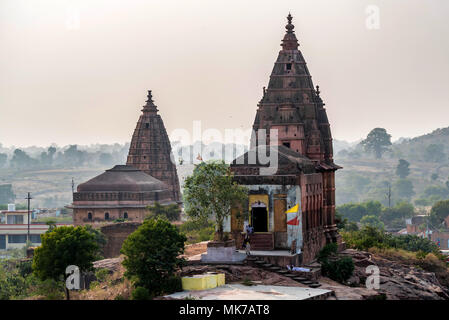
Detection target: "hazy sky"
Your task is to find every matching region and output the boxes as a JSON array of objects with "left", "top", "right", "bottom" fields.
[{"left": 1, "top": 0, "right": 448, "bottom": 147}]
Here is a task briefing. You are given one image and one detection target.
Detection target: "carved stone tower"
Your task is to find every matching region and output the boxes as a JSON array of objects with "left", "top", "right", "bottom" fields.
[
  {"left": 251, "top": 14, "right": 340, "bottom": 243},
  {"left": 127, "top": 90, "right": 181, "bottom": 203}
]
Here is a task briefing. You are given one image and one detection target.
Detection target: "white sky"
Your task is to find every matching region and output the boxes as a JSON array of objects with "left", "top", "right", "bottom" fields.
[{"left": 0, "top": 0, "right": 448, "bottom": 147}]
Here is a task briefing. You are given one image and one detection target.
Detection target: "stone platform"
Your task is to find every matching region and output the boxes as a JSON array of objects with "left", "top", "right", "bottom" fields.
[
  {"left": 241, "top": 250, "right": 302, "bottom": 267},
  {"left": 200, "top": 240, "right": 246, "bottom": 264},
  {"left": 165, "top": 284, "right": 333, "bottom": 300}
]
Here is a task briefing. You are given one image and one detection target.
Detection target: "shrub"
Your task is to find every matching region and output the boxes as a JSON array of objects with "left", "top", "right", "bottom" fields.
[
  {"left": 95, "top": 268, "right": 110, "bottom": 282},
  {"left": 317, "top": 243, "right": 337, "bottom": 262},
  {"left": 147, "top": 202, "right": 181, "bottom": 222},
  {"left": 342, "top": 226, "right": 441, "bottom": 255},
  {"left": 121, "top": 217, "right": 186, "bottom": 297},
  {"left": 321, "top": 257, "right": 355, "bottom": 283},
  {"left": 32, "top": 226, "right": 99, "bottom": 299},
  {"left": 162, "top": 276, "right": 183, "bottom": 293},
  {"left": 317, "top": 243, "right": 354, "bottom": 284},
  {"left": 179, "top": 219, "right": 215, "bottom": 244},
  {"left": 131, "top": 286, "right": 151, "bottom": 300}
]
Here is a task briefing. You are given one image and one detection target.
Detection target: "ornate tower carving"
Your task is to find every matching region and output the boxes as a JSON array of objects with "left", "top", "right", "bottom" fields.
[
  {"left": 126, "top": 90, "right": 181, "bottom": 202},
  {"left": 251, "top": 14, "right": 340, "bottom": 241}
]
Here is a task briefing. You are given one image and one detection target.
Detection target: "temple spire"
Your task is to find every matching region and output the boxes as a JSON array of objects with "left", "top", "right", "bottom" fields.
[
  {"left": 281, "top": 13, "right": 299, "bottom": 50},
  {"left": 142, "top": 89, "right": 158, "bottom": 113}
]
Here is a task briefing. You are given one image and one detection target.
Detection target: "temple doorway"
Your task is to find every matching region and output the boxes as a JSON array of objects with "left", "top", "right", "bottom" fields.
[{"left": 251, "top": 204, "right": 268, "bottom": 232}]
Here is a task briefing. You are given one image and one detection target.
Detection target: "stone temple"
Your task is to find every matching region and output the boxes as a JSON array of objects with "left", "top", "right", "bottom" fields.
[
  {"left": 127, "top": 90, "right": 181, "bottom": 203},
  {"left": 228, "top": 14, "right": 342, "bottom": 264},
  {"left": 71, "top": 91, "right": 181, "bottom": 226}
]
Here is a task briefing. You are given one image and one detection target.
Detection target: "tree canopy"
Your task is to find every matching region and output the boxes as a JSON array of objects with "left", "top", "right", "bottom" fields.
[
  {"left": 32, "top": 226, "right": 98, "bottom": 282},
  {"left": 183, "top": 160, "right": 248, "bottom": 240},
  {"left": 360, "top": 128, "right": 392, "bottom": 159},
  {"left": 147, "top": 202, "right": 181, "bottom": 222},
  {"left": 429, "top": 200, "right": 449, "bottom": 227},
  {"left": 121, "top": 217, "right": 186, "bottom": 297},
  {"left": 396, "top": 159, "right": 410, "bottom": 178}
]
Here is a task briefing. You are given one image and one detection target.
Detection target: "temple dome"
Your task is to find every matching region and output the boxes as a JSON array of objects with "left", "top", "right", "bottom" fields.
[{"left": 77, "top": 165, "right": 168, "bottom": 193}]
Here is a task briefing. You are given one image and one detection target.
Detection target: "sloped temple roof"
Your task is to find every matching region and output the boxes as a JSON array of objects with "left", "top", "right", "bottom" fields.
[{"left": 77, "top": 165, "right": 169, "bottom": 193}]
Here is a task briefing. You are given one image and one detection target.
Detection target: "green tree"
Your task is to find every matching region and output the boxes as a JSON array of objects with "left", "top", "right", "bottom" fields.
[
  {"left": 423, "top": 185, "right": 449, "bottom": 199},
  {"left": 380, "top": 201, "right": 414, "bottom": 227},
  {"left": 393, "top": 179, "right": 415, "bottom": 201},
  {"left": 424, "top": 144, "right": 446, "bottom": 163},
  {"left": 183, "top": 161, "right": 248, "bottom": 241},
  {"left": 10, "top": 149, "right": 38, "bottom": 169},
  {"left": 395, "top": 159, "right": 410, "bottom": 178},
  {"left": 360, "top": 215, "right": 385, "bottom": 229},
  {"left": 429, "top": 200, "right": 449, "bottom": 227},
  {"left": 32, "top": 226, "right": 98, "bottom": 300},
  {"left": 121, "top": 217, "right": 186, "bottom": 297},
  {"left": 147, "top": 202, "right": 181, "bottom": 222},
  {"left": 360, "top": 128, "right": 392, "bottom": 159},
  {"left": 40, "top": 146, "right": 57, "bottom": 167},
  {"left": 431, "top": 173, "right": 439, "bottom": 181},
  {"left": 336, "top": 201, "right": 382, "bottom": 222},
  {"left": 62, "top": 145, "right": 87, "bottom": 167}
]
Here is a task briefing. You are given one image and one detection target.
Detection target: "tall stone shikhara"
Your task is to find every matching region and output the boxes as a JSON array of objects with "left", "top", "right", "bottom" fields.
[
  {"left": 229, "top": 14, "right": 342, "bottom": 263},
  {"left": 127, "top": 90, "right": 181, "bottom": 202}
]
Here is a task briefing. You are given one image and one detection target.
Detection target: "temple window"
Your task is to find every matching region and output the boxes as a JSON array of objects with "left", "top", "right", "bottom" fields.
[
  {"left": 124, "top": 212, "right": 128, "bottom": 219},
  {"left": 105, "top": 212, "right": 110, "bottom": 220},
  {"left": 286, "top": 63, "right": 292, "bottom": 71},
  {"left": 283, "top": 142, "right": 290, "bottom": 148},
  {"left": 145, "top": 123, "right": 150, "bottom": 129},
  {"left": 87, "top": 212, "right": 92, "bottom": 220}
]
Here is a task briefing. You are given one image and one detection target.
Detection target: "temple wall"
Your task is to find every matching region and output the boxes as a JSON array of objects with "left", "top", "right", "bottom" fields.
[
  {"left": 100, "top": 222, "right": 142, "bottom": 258},
  {"left": 73, "top": 208, "right": 148, "bottom": 226}
]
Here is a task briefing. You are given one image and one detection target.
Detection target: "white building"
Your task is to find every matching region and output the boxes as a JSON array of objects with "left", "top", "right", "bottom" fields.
[{"left": 0, "top": 205, "right": 66, "bottom": 251}]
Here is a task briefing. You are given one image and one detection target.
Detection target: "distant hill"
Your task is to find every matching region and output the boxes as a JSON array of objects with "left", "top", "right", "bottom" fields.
[
  {"left": 334, "top": 126, "right": 449, "bottom": 207},
  {"left": 391, "top": 127, "right": 449, "bottom": 162}
]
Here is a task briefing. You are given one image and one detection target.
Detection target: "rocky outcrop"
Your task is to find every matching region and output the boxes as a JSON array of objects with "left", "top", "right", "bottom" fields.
[{"left": 338, "top": 249, "right": 449, "bottom": 300}]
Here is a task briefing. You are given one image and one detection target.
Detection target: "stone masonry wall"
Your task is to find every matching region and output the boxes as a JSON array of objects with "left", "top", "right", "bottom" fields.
[{"left": 100, "top": 222, "right": 142, "bottom": 258}]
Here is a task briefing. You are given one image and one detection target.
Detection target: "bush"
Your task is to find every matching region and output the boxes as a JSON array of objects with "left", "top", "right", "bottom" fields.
[
  {"left": 121, "top": 217, "right": 186, "bottom": 297},
  {"left": 321, "top": 257, "right": 355, "bottom": 283},
  {"left": 163, "top": 276, "right": 183, "bottom": 294},
  {"left": 131, "top": 286, "right": 151, "bottom": 300},
  {"left": 179, "top": 219, "right": 215, "bottom": 244},
  {"left": 317, "top": 243, "right": 354, "bottom": 283},
  {"left": 342, "top": 226, "right": 441, "bottom": 255},
  {"left": 95, "top": 268, "right": 110, "bottom": 282},
  {"left": 147, "top": 203, "right": 181, "bottom": 222},
  {"left": 317, "top": 243, "right": 338, "bottom": 262}
]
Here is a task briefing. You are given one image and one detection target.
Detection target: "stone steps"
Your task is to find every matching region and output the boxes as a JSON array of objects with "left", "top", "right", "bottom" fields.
[
  {"left": 249, "top": 256, "right": 324, "bottom": 290},
  {"left": 249, "top": 233, "right": 274, "bottom": 251}
]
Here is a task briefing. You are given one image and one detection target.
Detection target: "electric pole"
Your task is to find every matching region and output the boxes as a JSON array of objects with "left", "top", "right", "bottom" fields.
[
  {"left": 25, "top": 192, "right": 32, "bottom": 243},
  {"left": 72, "top": 177, "right": 75, "bottom": 193}
]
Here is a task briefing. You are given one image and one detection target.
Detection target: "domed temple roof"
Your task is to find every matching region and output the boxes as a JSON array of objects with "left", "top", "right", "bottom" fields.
[{"left": 77, "top": 165, "right": 168, "bottom": 193}]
